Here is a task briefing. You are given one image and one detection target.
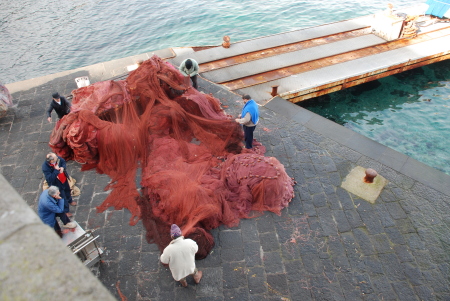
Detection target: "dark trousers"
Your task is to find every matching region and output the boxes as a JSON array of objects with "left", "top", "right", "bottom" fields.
[
  {"left": 191, "top": 75, "right": 198, "bottom": 89},
  {"left": 243, "top": 125, "right": 256, "bottom": 149},
  {"left": 60, "top": 181, "right": 73, "bottom": 213},
  {"left": 54, "top": 212, "right": 71, "bottom": 233}
]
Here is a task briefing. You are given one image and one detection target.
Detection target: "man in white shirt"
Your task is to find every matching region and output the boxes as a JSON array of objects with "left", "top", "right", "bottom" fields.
[
  {"left": 179, "top": 58, "right": 199, "bottom": 89},
  {"left": 160, "top": 224, "right": 203, "bottom": 287}
]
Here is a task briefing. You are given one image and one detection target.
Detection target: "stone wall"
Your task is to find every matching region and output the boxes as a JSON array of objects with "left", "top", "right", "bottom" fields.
[{"left": 0, "top": 173, "right": 116, "bottom": 300}]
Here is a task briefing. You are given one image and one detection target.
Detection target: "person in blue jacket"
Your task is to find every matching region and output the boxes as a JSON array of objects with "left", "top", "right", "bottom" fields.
[
  {"left": 235, "top": 95, "right": 259, "bottom": 149},
  {"left": 38, "top": 186, "right": 76, "bottom": 237},
  {"left": 42, "top": 152, "right": 77, "bottom": 217}
]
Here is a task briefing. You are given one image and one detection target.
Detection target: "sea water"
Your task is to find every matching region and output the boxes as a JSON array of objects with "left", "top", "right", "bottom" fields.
[{"left": 1, "top": 0, "right": 448, "bottom": 175}]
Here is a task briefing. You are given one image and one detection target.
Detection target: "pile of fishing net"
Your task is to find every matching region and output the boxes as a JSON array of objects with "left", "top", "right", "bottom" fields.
[
  {"left": 0, "top": 81, "right": 13, "bottom": 118},
  {"left": 49, "top": 56, "right": 295, "bottom": 258}
]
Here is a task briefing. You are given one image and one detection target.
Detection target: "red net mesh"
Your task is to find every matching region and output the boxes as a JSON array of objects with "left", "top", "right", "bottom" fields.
[{"left": 49, "top": 56, "right": 295, "bottom": 258}]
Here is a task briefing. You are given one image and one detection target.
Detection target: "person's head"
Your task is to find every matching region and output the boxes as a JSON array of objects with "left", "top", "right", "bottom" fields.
[
  {"left": 185, "top": 59, "right": 193, "bottom": 70},
  {"left": 170, "top": 224, "right": 182, "bottom": 239},
  {"left": 48, "top": 186, "right": 60, "bottom": 198},
  {"left": 46, "top": 152, "right": 57, "bottom": 164},
  {"left": 242, "top": 94, "right": 251, "bottom": 103},
  {"left": 52, "top": 92, "right": 60, "bottom": 100}
]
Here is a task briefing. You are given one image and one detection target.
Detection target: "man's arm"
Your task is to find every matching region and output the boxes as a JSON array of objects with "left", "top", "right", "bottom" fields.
[
  {"left": 42, "top": 163, "right": 59, "bottom": 185},
  {"left": 44, "top": 197, "right": 65, "bottom": 213},
  {"left": 46, "top": 103, "right": 54, "bottom": 122},
  {"left": 160, "top": 249, "right": 170, "bottom": 265},
  {"left": 190, "top": 60, "right": 199, "bottom": 76},
  {"left": 235, "top": 112, "right": 251, "bottom": 124}
]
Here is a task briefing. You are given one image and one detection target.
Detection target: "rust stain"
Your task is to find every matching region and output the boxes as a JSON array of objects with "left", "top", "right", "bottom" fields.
[
  {"left": 199, "top": 28, "right": 370, "bottom": 72},
  {"left": 220, "top": 26, "right": 450, "bottom": 91}
]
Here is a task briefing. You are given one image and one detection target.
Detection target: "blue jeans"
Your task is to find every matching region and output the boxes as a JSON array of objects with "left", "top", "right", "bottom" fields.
[
  {"left": 59, "top": 181, "right": 73, "bottom": 213},
  {"left": 243, "top": 125, "right": 256, "bottom": 149}
]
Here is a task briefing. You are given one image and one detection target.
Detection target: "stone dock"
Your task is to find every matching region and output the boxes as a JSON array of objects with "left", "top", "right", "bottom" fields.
[{"left": 1, "top": 48, "right": 450, "bottom": 300}]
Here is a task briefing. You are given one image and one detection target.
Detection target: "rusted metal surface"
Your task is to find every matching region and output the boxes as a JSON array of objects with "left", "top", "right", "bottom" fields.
[
  {"left": 285, "top": 52, "right": 450, "bottom": 103},
  {"left": 220, "top": 26, "right": 450, "bottom": 91},
  {"left": 200, "top": 28, "right": 370, "bottom": 73}
]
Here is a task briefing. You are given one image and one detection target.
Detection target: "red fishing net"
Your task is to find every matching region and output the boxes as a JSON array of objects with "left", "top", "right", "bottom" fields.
[{"left": 49, "top": 56, "right": 295, "bottom": 258}]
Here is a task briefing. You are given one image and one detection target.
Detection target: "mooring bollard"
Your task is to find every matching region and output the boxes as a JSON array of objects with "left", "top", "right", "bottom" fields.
[{"left": 364, "top": 168, "right": 378, "bottom": 183}]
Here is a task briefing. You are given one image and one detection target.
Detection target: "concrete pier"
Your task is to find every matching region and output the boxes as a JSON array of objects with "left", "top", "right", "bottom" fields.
[{"left": 1, "top": 54, "right": 450, "bottom": 300}]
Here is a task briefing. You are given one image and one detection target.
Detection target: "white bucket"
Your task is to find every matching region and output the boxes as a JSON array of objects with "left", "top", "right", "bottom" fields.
[{"left": 75, "top": 76, "right": 90, "bottom": 88}]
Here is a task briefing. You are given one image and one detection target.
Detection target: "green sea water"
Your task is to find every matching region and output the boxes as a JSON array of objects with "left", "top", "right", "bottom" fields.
[
  {"left": 1, "top": 0, "right": 448, "bottom": 175},
  {"left": 300, "top": 60, "right": 450, "bottom": 175}
]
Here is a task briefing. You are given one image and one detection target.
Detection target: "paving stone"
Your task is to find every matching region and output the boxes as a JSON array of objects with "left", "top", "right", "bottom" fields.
[
  {"left": 302, "top": 200, "right": 317, "bottom": 217},
  {"left": 287, "top": 194, "right": 304, "bottom": 216},
  {"left": 222, "top": 262, "right": 246, "bottom": 289},
  {"left": 118, "top": 250, "right": 141, "bottom": 276},
  {"left": 370, "top": 275, "right": 398, "bottom": 301},
  {"left": 374, "top": 203, "right": 396, "bottom": 228},
  {"left": 256, "top": 214, "right": 275, "bottom": 233},
  {"left": 308, "top": 181, "right": 324, "bottom": 196},
  {"left": 307, "top": 216, "right": 323, "bottom": 238},
  {"left": 266, "top": 274, "right": 289, "bottom": 297},
  {"left": 385, "top": 202, "right": 408, "bottom": 220},
  {"left": 308, "top": 274, "right": 344, "bottom": 301},
  {"left": 336, "top": 187, "right": 354, "bottom": 210},
  {"left": 336, "top": 273, "right": 364, "bottom": 301},
  {"left": 380, "top": 189, "right": 398, "bottom": 203},
  {"left": 259, "top": 231, "right": 280, "bottom": 252},
  {"left": 385, "top": 227, "right": 407, "bottom": 245},
  {"left": 317, "top": 207, "right": 338, "bottom": 236},
  {"left": 223, "top": 288, "right": 249, "bottom": 300},
  {"left": 358, "top": 210, "right": 384, "bottom": 235},
  {"left": 247, "top": 266, "right": 268, "bottom": 295},
  {"left": 283, "top": 260, "right": 304, "bottom": 282},
  {"left": 140, "top": 252, "right": 161, "bottom": 273},
  {"left": 298, "top": 184, "right": 312, "bottom": 201},
  {"left": 220, "top": 230, "right": 243, "bottom": 250},
  {"left": 405, "top": 233, "right": 427, "bottom": 250},
  {"left": 240, "top": 219, "right": 259, "bottom": 242},
  {"left": 301, "top": 253, "right": 322, "bottom": 274},
  {"left": 116, "top": 275, "right": 139, "bottom": 300},
  {"left": 174, "top": 285, "right": 196, "bottom": 301},
  {"left": 345, "top": 209, "right": 364, "bottom": 229},
  {"left": 413, "top": 285, "right": 435, "bottom": 301},
  {"left": 371, "top": 233, "right": 393, "bottom": 254},
  {"left": 353, "top": 228, "right": 376, "bottom": 256},
  {"left": 391, "top": 281, "right": 417, "bottom": 301},
  {"left": 378, "top": 253, "right": 406, "bottom": 282},
  {"left": 221, "top": 247, "right": 244, "bottom": 262},
  {"left": 312, "top": 192, "right": 327, "bottom": 208},
  {"left": 87, "top": 210, "right": 106, "bottom": 230},
  {"left": 263, "top": 251, "right": 284, "bottom": 274},
  {"left": 288, "top": 280, "right": 313, "bottom": 301},
  {"left": 196, "top": 267, "right": 223, "bottom": 297},
  {"left": 332, "top": 210, "right": 351, "bottom": 233},
  {"left": 103, "top": 225, "right": 124, "bottom": 243}
]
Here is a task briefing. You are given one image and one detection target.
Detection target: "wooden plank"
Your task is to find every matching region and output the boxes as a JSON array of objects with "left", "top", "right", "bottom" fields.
[{"left": 221, "top": 26, "right": 450, "bottom": 91}]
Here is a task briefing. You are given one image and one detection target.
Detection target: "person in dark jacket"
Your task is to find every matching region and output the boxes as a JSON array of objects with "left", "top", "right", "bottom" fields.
[
  {"left": 38, "top": 186, "right": 77, "bottom": 237},
  {"left": 46, "top": 92, "right": 71, "bottom": 123},
  {"left": 42, "top": 152, "right": 77, "bottom": 217}
]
